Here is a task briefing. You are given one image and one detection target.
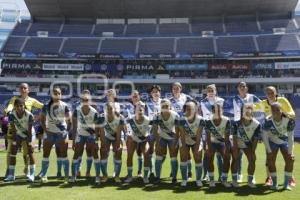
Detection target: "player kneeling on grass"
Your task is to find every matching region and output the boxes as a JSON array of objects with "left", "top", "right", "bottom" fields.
[
  {"left": 153, "top": 99, "right": 180, "bottom": 184},
  {"left": 262, "top": 103, "right": 295, "bottom": 191},
  {"left": 178, "top": 100, "right": 204, "bottom": 187},
  {"left": 39, "top": 87, "right": 72, "bottom": 183},
  {"left": 125, "top": 101, "right": 152, "bottom": 184},
  {"left": 70, "top": 90, "right": 101, "bottom": 184},
  {"left": 232, "top": 105, "right": 261, "bottom": 188},
  {"left": 205, "top": 102, "right": 236, "bottom": 188},
  {"left": 99, "top": 102, "right": 124, "bottom": 183},
  {"left": 4, "top": 98, "right": 35, "bottom": 182}
]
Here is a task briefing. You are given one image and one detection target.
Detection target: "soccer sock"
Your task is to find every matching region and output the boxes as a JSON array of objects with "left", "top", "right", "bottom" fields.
[
  {"left": 144, "top": 167, "right": 150, "bottom": 179},
  {"left": 127, "top": 166, "right": 133, "bottom": 178},
  {"left": 195, "top": 163, "right": 203, "bottom": 181},
  {"left": 62, "top": 158, "right": 70, "bottom": 178},
  {"left": 86, "top": 157, "right": 93, "bottom": 174},
  {"left": 238, "top": 151, "right": 243, "bottom": 176},
  {"left": 100, "top": 159, "right": 108, "bottom": 177},
  {"left": 270, "top": 172, "right": 278, "bottom": 187},
  {"left": 94, "top": 159, "right": 101, "bottom": 177},
  {"left": 137, "top": 156, "right": 143, "bottom": 173},
  {"left": 155, "top": 156, "right": 164, "bottom": 179},
  {"left": 180, "top": 162, "right": 188, "bottom": 181},
  {"left": 77, "top": 156, "right": 82, "bottom": 173},
  {"left": 232, "top": 173, "right": 238, "bottom": 183},
  {"left": 187, "top": 159, "right": 192, "bottom": 174},
  {"left": 56, "top": 157, "right": 63, "bottom": 175},
  {"left": 171, "top": 157, "right": 178, "bottom": 180},
  {"left": 29, "top": 165, "right": 35, "bottom": 177},
  {"left": 209, "top": 172, "right": 215, "bottom": 182},
  {"left": 216, "top": 154, "right": 223, "bottom": 179},
  {"left": 8, "top": 165, "right": 15, "bottom": 177},
  {"left": 41, "top": 158, "right": 49, "bottom": 177},
  {"left": 284, "top": 171, "right": 292, "bottom": 188},
  {"left": 114, "top": 159, "right": 122, "bottom": 177},
  {"left": 248, "top": 175, "right": 254, "bottom": 183},
  {"left": 221, "top": 173, "right": 228, "bottom": 182},
  {"left": 149, "top": 154, "right": 154, "bottom": 173},
  {"left": 71, "top": 159, "right": 78, "bottom": 177},
  {"left": 203, "top": 154, "right": 208, "bottom": 179}
]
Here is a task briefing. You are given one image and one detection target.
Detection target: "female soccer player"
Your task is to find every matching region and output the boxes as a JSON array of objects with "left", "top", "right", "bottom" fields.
[
  {"left": 200, "top": 84, "right": 224, "bottom": 182},
  {"left": 99, "top": 102, "right": 124, "bottom": 183},
  {"left": 259, "top": 86, "right": 296, "bottom": 187},
  {"left": 4, "top": 98, "right": 35, "bottom": 182},
  {"left": 262, "top": 103, "right": 295, "bottom": 191},
  {"left": 232, "top": 105, "right": 261, "bottom": 188},
  {"left": 178, "top": 100, "right": 204, "bottom": 187},
  {"left": 232, "top": 82, "right": 261, "bottom": 183},
  {"left": 205, "top": 102, "right": 237, "bottom": 188},
  {"left": 153, "top": 99, "right": 180, "bottom": 184},
  {"left": 125, "top": 101, "right": 152, "bottom": 184},
  {"left": 70, "top": 90, "right": 101, "bottom": 184},
  {"left": 39, "top": 87, "right": 72, "bottom": 183}
]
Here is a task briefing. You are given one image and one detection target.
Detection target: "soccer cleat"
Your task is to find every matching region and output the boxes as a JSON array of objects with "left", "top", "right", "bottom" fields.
[
  {"left": 4, "top": 175, "right": 15, "bottom": 182},
  {"left": 237, "top": 174, "right": 243, "bottom": 183},
  {"left": 40, "top": 176, "right": 48, "bottom": 183},
  {"left": 154, "top": 178, "right": 161, "bottom": 184},
  {"left": 247, "top": 182, "right": 256, "bottom": 188},
  {"left": 101, "top": 176, "right": 108, "bottom": 183},
  {"left": 57, "top": 172, "right": 62, "bottom": 179},
  {"left": 143, "top": 177, "right": 149, "bottom": 184},
  {"left": 270, "top": 185, "right": 278, "bottom": 191},
  {"left": 265, "top": 176, "right": 273, "bottom": 186},
  {"left": 181, "top": 180, "right": 187, "bottom": 187},
  {"left": 232, "top": 181, "right": 239, "bottom": 188},
  {"left": 76, "top": 171, "right": 81, "bottom": 178},
  {"left": 64, "top": 177, "right": 69, "bottom": 184},
  {"left": 289, "top": 176, "right": 296, "bottom": 187},
  {"left": 209, "top": 181, "right": 216, "bottom": 188},
  {"left": 149, "top": 172, "right": 155, "bottom": 179},
  {"left": 283, "top": 185, "right": 292, "bottom": 191},
  {"left": 196, "top": 180, "right": 203, "bottom": 187},
  {"left": 137, "top": 171, "right": 143, "bottom": 178},
  {"left": 27, "top": 175, "right": 35, "bottom": 183},
  {"left": 222, "top": 181, "right": 232, "bottom": 188},
  {"left": 202, "top": 175, "right": 208, "bottom": 182},
  {"left": 172, "top": 178, "right": 177, "bottom": 184},
  {"left": 124, "top": 177, "right": 133, "bottom": 183},
  {"left": 69, "top": 176, "right": 76, "bottom": 183},
  {"left": 114, "top": 177, "right": 121, "bottom": 183},
  {"left": 188, "top": 172, "right": 192, "bottom": 179},
  {"left": 95, "top": 177, "right": 101, "bottom": 185}
]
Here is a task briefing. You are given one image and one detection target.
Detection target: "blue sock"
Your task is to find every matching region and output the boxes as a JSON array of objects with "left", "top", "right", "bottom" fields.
[
  {"left": 270, "top": 172, "right": 278, "bottom": 187},
  {"left": 29, "top": 165, "right": 35, "bottom": 177},
  {"left": 100, "top": 160, "right": 108, "bottom": 177},
  {"left": 86, "top": 157, "right": 93, "bottom": 174},
  {"left": 238, "top": 151, "right": 243, "bottom": 176},
  {"left": 171, "top": 157, "right": 178, "bottom": 179},
  {"left": 155, "top": 156, "right": 163, "bottom": 179},
  {"left": 232, "top": 173, "right": 238, "bottom": 182},
  {"left": 77, "top": 157, "right": 82, "bottom": 173},
  {"left": 127, "top": 167, "right": 133, "bottom": 178},
  {"left": 284, "top": 171, "right": 292, "bottom": 188},
  {"left": 187, "top": 160, "right": 192, "bottom": 174},
  {"left": 209, "top": 172, "right": 215, "bottom": 182},
  {"left": 114, "top": 159, "right": 122, "bottom": 177},
  {"left": 180, "top": 162, "right": 188, "bottom": 181},
  {"left": 248, "top": 175, "right": 254, "bottom": 183},
  {"left": 137, "top": 156, "right": 143, "bottom": 173},
  {"left": 94, "top": 159, "right": 101, "bottom": 177},
  {"left": 203, "top": 154, "right": 208, "bottom": 179},
  {"left": 216, "top": 154, "right": 223, "bottom": 179},
  {"left": 195, "top": 163, "right": 203, "bottom": 181},
  {"left": 41, "top": 158, "right": 50, "bottom": 177},
  {"left": 144, "top": 167, "right": 149, "bottom": 179},
  {"left": 221, "top": 173, "right": 228, "bottom": 182},
  {"left": 8, "top": 165, "right": 15, "bottom": 177},
  {"left": 71, "top": 160, "right": 78, "bottom": 177},
  {"left": 63, "top": 158, "right": 70, "bottom": 178},
  {"left": 57, "top": 157, "right": 62, "bottom": 175},
  {"left": 150, "top": 154, "right": 154, "bottom": 173}
]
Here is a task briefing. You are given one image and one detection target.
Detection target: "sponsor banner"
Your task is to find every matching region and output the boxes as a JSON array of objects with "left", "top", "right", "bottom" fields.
[
  {"left": 176, "top": 53, "right": 191, "bottom": 59},
  {"left": 125, "top": 64, "right": 156, "bottom": 71},
  {"left": 208, "top": 64, "right": 228, "bottom": 70},
  {"left": 1, "top": 62, "right": 42, "bottom": 70},
  {"left": 192, "top": 53, "right": 215, "bottom": 58},
  {"left": 21, "top": 52, "right": 37, "bottom": 58},
  {"left": 233, "top": 53, "right": 255, "bottom": 57},
  {"left": 121, "top": 53, "right": 136, "bottom": 59},
  {"left": 282, "top": 51, "right": 300, "bottom": 57},
  {"left": 166, "top": 64, "right": 207, "bottom": 71},
  {"left": 138, "top": 54, "right": 174, "bottom": 59},
  {"left": 42, "top": 63, "right": 84, "bottom": 71},
  {"left": 0, "top": 52, "right": 22, "bottom": 57},
  {"left": 138, "top": 54, "right": 153, "bottom": 59},
  {"left": 76, "top": 54, "right": 97, "bottom": 59},
  {"left": 258, "top": 52, "right": 283, "bottom": 57},
  {"left": 275, "top": 62, "right": 300, "bottom": 69},
  {"left": 98, "top": 54, "right": 122, "bottom": 59},
  {"left": 252, "top": 63, "right": 274, "bottom": 69},
  {"left": 230, "top": 63, "right": 250, "bottom": 70},
  {"left": 38, "top": 53, "right": 60, "bottom": 58}
]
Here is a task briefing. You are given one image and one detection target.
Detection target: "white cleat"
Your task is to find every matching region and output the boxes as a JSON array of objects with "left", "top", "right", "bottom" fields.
[
  {"left": 143, "top": 177, "right": 149, "bottom": 184},
  {"left": 247, "top": 182, "right": 256, "bottom": 188},
  {"left": 125, "top": 177, "right": 133, "bottom": 183},
  {"left": 283, "top": 185, "right": 292, "bottom": 191},
  {"left": 4, "top": 175, "right": 15, "bottom": 182},
  {"left": 181, "top": 180, "right": 187, "bottom": 187},
  {"left": 222, "top": 181, "right": 232, "bottom": 188},
  {"left": 237, "top": 174, "right": 243, "bottom": 183},
  {"left": 270, "top": 185, "right": 279, "bottom": 191},
  {"left": 69, "top": 176, "right": 76, "bottom": 183},
  {"left": 209, "top": 181, "right": 216, "bottom": 188},
  {"left": 196, "top": 180, "right": 203, "bottom": 187},
  {"left": 95, "top": 177, "right": 101, "bottom": 185},
  {"left": 27, "top": 175, "right": 35, "bottom": 182},
  {"left": 232, "top": 181, "right": 239, "bottom": 188}
]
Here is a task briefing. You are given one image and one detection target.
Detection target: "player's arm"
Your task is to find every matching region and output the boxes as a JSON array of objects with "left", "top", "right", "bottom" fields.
[
  {"left": 287, "top": 119, "right": 296, "bottom": 156},
  {"left": 32, "top": 99, "right": 44, "bottom": 110},
  {"left": 65, "top": 106, "right": 72, "bottom": 132},
  {"left": 4, "top": 96, "right": 16, "bottom": 115},
  {"left": 27, "top": 114, "right": 34, "bottom": 143},
  {"left": 282, "top": 98, "right": 296, "bottom": 119}
]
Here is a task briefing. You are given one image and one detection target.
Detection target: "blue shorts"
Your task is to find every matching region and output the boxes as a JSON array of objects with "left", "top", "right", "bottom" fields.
[
  {"left": 269, "top": 141, "right": 288, "bottom": 152},
  {"left": 14, "top": 135, "right": 31, "bottom": 144},
  {"left": 149, "top": 133, "right": 155, "bottom": 144},
  {"left": 75, "top": 134, "right": 96, "bottom": 144},
  {"left": 44, "top": 133, "right": 68, "bottom": 146},
  {"left": 159, "top": 137, "right": 177, "bottom": 148},
  {"left": 211, "top": 142, "right": 225, "bottom": 152}
]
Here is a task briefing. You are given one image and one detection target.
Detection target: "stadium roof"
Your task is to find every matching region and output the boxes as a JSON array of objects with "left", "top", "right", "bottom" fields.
[{"left": 25, "top": 0, "right": 299, "bottom": 19}]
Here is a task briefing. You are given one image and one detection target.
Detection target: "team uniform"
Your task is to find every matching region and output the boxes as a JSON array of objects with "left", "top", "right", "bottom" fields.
[
  {"left": 178, "top": 114, "right": 205, "bottom": 184},
  {"left": 169, "top": 94, "right": 192, "bottom": 117},
  {"left": 40, "top": 101, "right": 71, "bottom": 179},
  {"left": 262, "top": 116, "right": 295, "bottom": 189},
  {"left": 5, "top": 110, "right": 34, "bottom": 181},
  {"left": 258, "top": 97, "right": 295, "bottom": 118},
  {"left": 98, "top": 113, "right": 124, "bottom": 179},
  {"left": 71, "top": 105, "right": 101, "bottom": 181},
  {"left": 232, "top": 94, "right": 261, "bottom": 122}
]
